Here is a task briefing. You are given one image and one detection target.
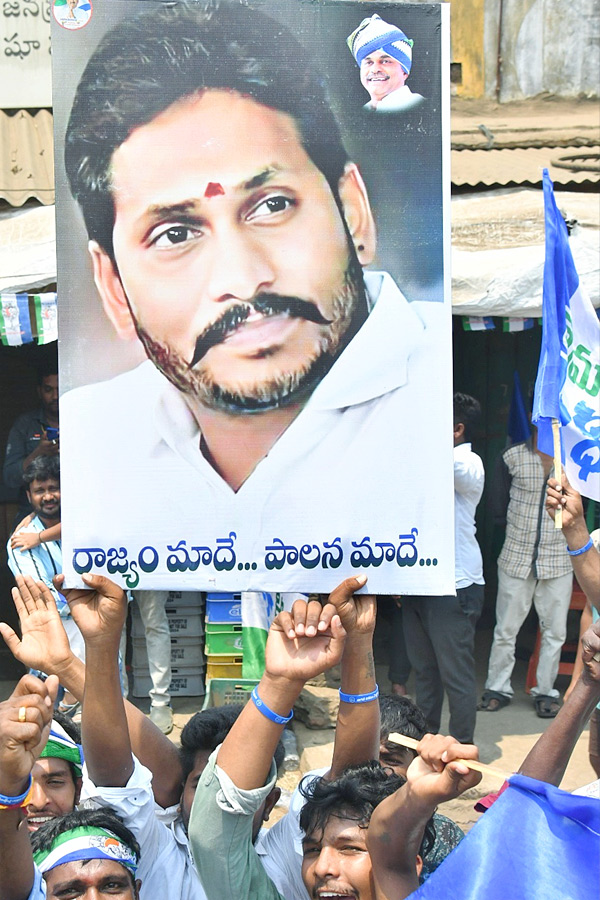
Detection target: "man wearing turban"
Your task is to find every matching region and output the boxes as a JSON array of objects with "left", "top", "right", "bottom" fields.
[{"left": 347, "top": 14, "right": 425, "bottom": 112}]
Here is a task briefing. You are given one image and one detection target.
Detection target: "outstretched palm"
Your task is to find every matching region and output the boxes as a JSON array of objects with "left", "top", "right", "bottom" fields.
[{"left": 0, "top": 576, "right": 71, "bottom": 674}]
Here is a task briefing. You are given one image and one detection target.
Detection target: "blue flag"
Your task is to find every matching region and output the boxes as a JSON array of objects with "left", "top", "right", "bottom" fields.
[
  {"left": 411, "top": 774, "right": 600, "bottom": 899},
  {"left": 507, "top": 371, "right": 530, "bottom": 445},
  {"left": 532, "top": 170, "right": 600, "bottom": 500}
]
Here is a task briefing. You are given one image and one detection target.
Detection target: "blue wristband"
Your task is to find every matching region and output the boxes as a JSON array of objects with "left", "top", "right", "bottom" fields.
[
  {"left": 0, "top": 774, "right": 32, "bottom": 807},
  {"left": 567, "top": 538, "right": 594, "bottom": 557},
  {"left": 339, "top": 685, "right": 380, "bottom": 704},
  {"left": 251, "top": 687, "right": 294, "bottom": 725}
]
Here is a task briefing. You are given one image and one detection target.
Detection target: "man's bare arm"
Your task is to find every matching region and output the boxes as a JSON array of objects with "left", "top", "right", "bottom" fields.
[
  {"left": 367, "top": 735, "right": 482, "bottom": 900},
  {"left": 518, "top": 620, "right": 600, "bottom": 786},
  {"left": 0, "top": 575, "right": 183, "bottom": 806}
]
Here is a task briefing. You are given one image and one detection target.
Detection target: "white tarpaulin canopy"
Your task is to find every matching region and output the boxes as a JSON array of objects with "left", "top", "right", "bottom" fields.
[
  {"left": 0, "top": 205, "right": 56, "bottom": 293},
  {"left": 451, "top": 189, "right": 600, "bottom": 318}
]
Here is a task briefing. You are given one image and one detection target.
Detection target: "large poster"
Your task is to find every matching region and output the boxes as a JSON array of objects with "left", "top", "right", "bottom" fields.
[{"left": 53, "top": 0, "right": 455, "bottom": 594}]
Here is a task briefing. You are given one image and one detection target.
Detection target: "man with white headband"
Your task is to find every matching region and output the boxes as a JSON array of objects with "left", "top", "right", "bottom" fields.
[
  {"left": 31, "top": 808, "right": 141, "bottom": 899},
  {"left": 347, "top": 13, "right": 425, "bottom": 112}
]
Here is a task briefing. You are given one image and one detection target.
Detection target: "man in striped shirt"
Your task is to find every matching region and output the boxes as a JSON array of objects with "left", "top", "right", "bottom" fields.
[{"left": 6, "top": 457, "right": 85, "bottom": 701}]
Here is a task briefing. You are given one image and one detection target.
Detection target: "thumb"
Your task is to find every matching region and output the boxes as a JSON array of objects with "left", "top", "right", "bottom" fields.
[
  {"left": 45, "top": 675, "right": 60, "bottom": 707},
  {"left": 0, "top": 623, "right": 21, "bottom": 657},
  {"left": 81, "top": 572, "right": 124, "bottom": 600},
  {"left": 330, "top": 613, "right": 347, "bottom": 644},
  {"left": 329, "top": 574, "right": 368, "bottom": 609},
  {"left": 53, "top": 573, "right": 65, "bottom": 589}
]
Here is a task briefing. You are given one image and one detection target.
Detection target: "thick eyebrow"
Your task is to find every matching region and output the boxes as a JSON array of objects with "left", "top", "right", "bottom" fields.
[
  {"left": 140, "top": 165, "right": 286, "bottom": 230},
  {"left": 241, "top": 164, "right": 283, "bottom": 192}
]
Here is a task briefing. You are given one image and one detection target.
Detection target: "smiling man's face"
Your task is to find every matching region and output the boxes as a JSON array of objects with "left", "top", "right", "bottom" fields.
[
  {"left": 302, "top": 816, "right": 374, "bottom": 900},
  {"left": 360, "top": 50, "right": 408, "bottom": 103},
  {"left": 27, "top": 478, "right": 61, "bottom": 524},
  {"left": 26, "top": 758, "right": 78, "bottom": 833},
  {"left": 92, "top": 90, "right": 369, "bottom": 414}
]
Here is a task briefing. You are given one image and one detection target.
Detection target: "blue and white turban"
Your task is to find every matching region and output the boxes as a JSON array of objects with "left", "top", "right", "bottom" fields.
[{"left": 347, "top": 14, "right": 414, "bottom": 76}]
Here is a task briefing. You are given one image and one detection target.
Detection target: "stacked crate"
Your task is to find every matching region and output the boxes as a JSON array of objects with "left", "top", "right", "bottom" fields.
[
  {"left": 131, "top": 591, "right": 206, "bottom": 698},
  {"left": 205, "top": 592, "right": 243, "bottom": 679}
]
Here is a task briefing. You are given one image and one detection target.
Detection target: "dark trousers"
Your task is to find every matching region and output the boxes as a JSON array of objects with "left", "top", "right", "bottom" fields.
[
  {"left": 402, "top": 584, "right": 484, "bottom": 744},
  {"left": 388, "top": 604, "right": 412, "bottom": 685}
]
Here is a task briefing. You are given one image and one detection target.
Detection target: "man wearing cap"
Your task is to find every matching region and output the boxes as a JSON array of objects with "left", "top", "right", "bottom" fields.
[{"left": 348, "top": 14, "right": 425, "bottom": 113}]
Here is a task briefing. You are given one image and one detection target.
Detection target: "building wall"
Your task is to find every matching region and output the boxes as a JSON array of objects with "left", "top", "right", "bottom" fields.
[
  {"left": 485, "top": 0, "right": 600, "bottom": 101},
  {"left": 450, "top": 0, "right": 485, "bottom": 98},
  {"left": 451, "top": 0, "right": 599, "bottom": 100}
]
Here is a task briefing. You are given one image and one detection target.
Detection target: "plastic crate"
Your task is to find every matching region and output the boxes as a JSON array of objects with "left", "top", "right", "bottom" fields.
[
  {"left": 132, "top": 635, "right": 204, "bottom": 669},
  {"left": 201, "top": 678, "right": 259, "bottom": 710},
  {"left": 131, "top": 604, "right": 204, "bottom": 638},
  {"left": 205, "top": 623, "right": 243, "bottom": 655},
  {"left": 165, "top": 608, "right": 204, "bottom": 637},
  {"left": 165, "top": 591, "right": 204, "bottom": 609},
  {"left": 132, "top": 667, "right": 205, "bottom": 698},
  {"left": 206, "top": 655, "right": 243, "bottom": 679},
  {"left": 205, "top": 593, "right": 242, "bottom": 623}
]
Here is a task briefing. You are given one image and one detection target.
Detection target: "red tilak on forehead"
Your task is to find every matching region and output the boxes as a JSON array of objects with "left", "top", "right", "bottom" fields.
[{"left": 204, "top": 182, "right": 225, "bottom": 198}]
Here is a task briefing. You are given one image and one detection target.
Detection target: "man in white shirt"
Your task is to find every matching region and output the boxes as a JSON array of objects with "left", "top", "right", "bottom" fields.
[
  {"left": 58, "top": 1, "right": 452, "bottom": 594},
  {"left": 401, "top": 394, "right": 485, "bottom": 743},
  {"left": 347, "top": 13, "right": 425, "bottom": 113}
]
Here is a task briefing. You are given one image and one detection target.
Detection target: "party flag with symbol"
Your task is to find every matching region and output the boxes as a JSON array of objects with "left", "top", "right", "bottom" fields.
[{"left": 532, "top": 169, "right": 600, "bottom": 500}]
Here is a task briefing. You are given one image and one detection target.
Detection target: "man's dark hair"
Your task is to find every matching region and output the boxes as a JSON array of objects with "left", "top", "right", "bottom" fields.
[
  {"left": 65, "top": 0, "right": 350, "bottom": 261},
  {"left": 179, "top": 703, "right": 285, "bottom": 780},
  {"left": 23, "top": 456, "right": 60, "bottom": 488},
  {"left": 299, "top": 761, "right": 435, "bottom": 858},
  {"left": 453, "top": 392, "right": 481, "bottom": 443},
  {"left": 379, "top": 694, "right": 426, "bottom": 743},
  {"left": 37, "top": 366, "right": 58, "bottom": 386},
  {"left": 50, "top": 711, "right": 82, "bottom": 786},
  {"left": 31, "top": 806, "right": 140, "bottom": 888}
]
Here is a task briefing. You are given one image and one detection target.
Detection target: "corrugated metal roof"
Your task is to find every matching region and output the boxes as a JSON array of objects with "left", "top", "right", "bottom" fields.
[
  {"left": 0, "top": 110, "right": 54, "bottom": 207},
  {"left": 452, "top": 146, "right": 600, "bottom": 188}
]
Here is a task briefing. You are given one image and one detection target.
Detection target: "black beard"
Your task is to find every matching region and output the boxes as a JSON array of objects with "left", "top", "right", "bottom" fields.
[{"left": 130, "top": 239, "right": 368, "bottom": 414}]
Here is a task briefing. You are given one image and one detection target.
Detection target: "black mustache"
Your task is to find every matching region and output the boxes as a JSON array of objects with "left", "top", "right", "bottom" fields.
[{"left": 188, "top": 294, "right": 332, "bottom": 368}]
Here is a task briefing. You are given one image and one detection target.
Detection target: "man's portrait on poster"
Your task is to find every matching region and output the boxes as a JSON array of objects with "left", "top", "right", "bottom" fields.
[
  {"left": 56, "top": 1, "right": 453, "bottom": 593},
  {"left": 347, "top": 13, "right": 425, "bottom": 113}
]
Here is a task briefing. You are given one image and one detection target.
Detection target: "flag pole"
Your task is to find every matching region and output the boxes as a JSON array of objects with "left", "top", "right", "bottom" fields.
[{"left": 552, "top": 418, "right": 563, "bottom": 529}]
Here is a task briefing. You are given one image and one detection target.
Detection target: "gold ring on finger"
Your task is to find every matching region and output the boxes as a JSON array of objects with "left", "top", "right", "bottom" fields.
[{"left": 18, "top": 706, "right": 27, "bottom": 723}]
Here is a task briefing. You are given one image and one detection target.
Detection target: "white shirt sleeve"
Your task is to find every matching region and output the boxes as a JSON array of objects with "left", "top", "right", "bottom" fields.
[{"left": 256, "top": 769, "right": 327, "bottom": 900}]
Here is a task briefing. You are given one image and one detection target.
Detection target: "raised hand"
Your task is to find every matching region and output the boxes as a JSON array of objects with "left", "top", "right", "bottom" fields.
[
  {"left": 546, "top": 471, "right": 585, "bottom": 530},
  {"left": 0, "top": 674, "right": 58, "bottom": 793},
  {"left": 54, "top": 573, "right": 127, "bottom": 648},
  {"left": 266, "top": 598, "right": 346, "bottom": 684},
  {"left": 0, "top": 575, "right": 73, "bottom": 675},
  {"left": 581, "top": 620, "right": 600, "bottom": 683},
  {"left": 328, "top": 574, "right": 375, "bottom": 635},
  {"left": 406, "top": 734, "right": 482, "bottom": 806}
]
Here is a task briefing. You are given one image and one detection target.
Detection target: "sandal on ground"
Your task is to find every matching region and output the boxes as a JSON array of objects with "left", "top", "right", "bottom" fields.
[
  {"left": 534, "top": 695, "right": 560, "bottom": 718},
  {"left": 477, "top": 690, "right": 511, "bottom": 712}
]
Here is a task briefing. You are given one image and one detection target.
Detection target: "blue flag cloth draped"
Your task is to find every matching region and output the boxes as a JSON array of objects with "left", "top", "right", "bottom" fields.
[
  {"left": 532, "top": 169, "right": 600, "bottom": 500},
  {"left": 508, "top": 371, "right": 530, "bottom": 445},
  {"left": 410, "top": 774, "right": 600, "bottom": 899}
]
